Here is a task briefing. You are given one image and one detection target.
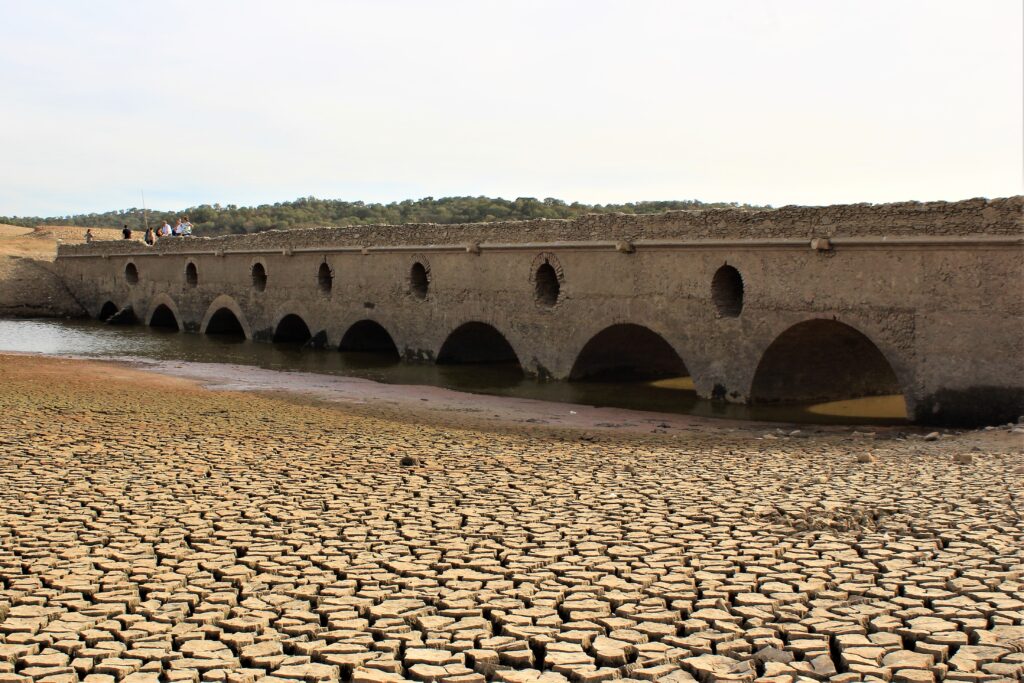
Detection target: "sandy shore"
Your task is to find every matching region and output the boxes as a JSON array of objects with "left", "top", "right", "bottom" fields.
[
  {"left": 0, "top": 353, "right": 1022, "bottom": 683},
  {"left": 112, "top": 356, "right": 827, "bottom": 438}
]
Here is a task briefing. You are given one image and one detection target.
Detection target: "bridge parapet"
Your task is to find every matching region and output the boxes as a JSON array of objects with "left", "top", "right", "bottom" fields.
[{"left": 58, "top": 197, "right": 1024, "bottom": 259}]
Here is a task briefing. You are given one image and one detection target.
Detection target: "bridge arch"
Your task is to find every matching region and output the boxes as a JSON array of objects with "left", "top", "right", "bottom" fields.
[
  {"left": 750, "top": 318, "right": 907, "bottom": 408},
  {"left": 273, "top": 314, "right": 313, "bottom": 344},
  {"left": 98, "top": 301, "right": 119, "bottom": 322},
  {"left": 437, "top": 321, "right": 523, "bottom": 370},
  {"left": 570, "top": 323, "right": 689, "bottom": 382},
  {"left": 145, "top": 294, "right": 182, "bottom": 331},
  {"left": 340, "top": 320, "right": 400, "bottom": 358},
  {"left": 200, "top": 295, "right": 252, "bottom": 339},
  {"left": 268, "top": 302, "right": 319, "bottom": 343}
]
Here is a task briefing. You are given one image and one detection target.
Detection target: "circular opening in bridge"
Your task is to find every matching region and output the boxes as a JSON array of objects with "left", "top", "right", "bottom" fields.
[
  {"left": 534, "top": 262, "right": 560, "bottom": 307},
  {"left": 437, "top": 322, "right": 523, "bottom": 374},
  {"left": 125, "top": 263, "right": 139, "bottom": 285},
  {"left": 185, "top": 262, "right": 198, "bottom": 288},
  {"left": 205, "top": 308, "right": 246, "bottom": 338},
  {"left": 570, "top": 323, "right": 688, "bottom": 382},
  {"left": 339, "top": 320, "right": 401, "bottom": 361},
  {"left": 251, "top": 263, "right": 267, "bottom": 292},
  {"left": 712, "top": 265, "right": 743, "bottom": 318},
  {"left": 273, "top": 314, "right": 312, "bottom": 345},
  {"left": 149, "top": 304, "right": 179, "bottom": 331},
  {"left": 317, "top": 263, "right": 333, "bottom": 294},
  {"left": 410, "top": 262, "right": 429, "bottom": 299},
  {"left": 751, "top": 319, "right": 905, "bottom": 416},
  {"left": 98, "top": 301, "right": 118, "bottom": 322}
]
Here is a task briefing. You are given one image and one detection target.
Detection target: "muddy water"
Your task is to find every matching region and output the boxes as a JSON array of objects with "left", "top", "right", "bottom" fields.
[{"left": 0, "top": 318, "right": 907, "bottom": 425}]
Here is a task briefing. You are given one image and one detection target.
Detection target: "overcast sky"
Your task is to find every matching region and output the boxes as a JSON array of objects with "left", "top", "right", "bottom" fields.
[{"left": 1, "top": 0, "right": 1021, "bottom": 216}]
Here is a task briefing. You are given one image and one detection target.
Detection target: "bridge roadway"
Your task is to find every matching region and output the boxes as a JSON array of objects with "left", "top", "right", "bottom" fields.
[{"left": 55, "top": 197, "right": 1024, "bottom": 426}]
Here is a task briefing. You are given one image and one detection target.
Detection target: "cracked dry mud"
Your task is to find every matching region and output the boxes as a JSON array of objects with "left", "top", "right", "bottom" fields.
[{"left": 1, "top": 355, "right": 1022, "bottom": 683}]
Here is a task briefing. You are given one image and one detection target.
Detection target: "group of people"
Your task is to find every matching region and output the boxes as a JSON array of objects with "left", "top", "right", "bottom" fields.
[
  {"left": 87, "top": 218, "right": 195, "bottom": 246},
  {"left": 145, "top": 217, "right": 193, "bottom": 244}
]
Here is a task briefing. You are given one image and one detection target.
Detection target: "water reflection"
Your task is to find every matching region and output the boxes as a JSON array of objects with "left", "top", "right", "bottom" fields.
[{"left": 0, "top": 318, "right": 907, "bottom": 425}]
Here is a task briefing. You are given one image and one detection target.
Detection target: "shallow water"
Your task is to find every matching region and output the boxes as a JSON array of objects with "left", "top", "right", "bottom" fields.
[{"left": 0, "top": 318, "right": 908, "bottom": 425}]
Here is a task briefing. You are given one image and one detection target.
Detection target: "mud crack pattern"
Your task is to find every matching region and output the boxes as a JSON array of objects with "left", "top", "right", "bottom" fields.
[{"left": 0, "top": 356, "right": 1022, "bottom": 683}]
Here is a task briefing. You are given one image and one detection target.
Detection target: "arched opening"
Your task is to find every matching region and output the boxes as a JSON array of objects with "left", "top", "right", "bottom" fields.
[
  {"left": 185, "top": 263, "right": 198, "bottom": 288},
  {"left": 318, "top": 263, "right": 333, "bottom": 294},
  {"left": 570, "top": 324, "right": 688, "bottom": 381},
  {"left": 273, "top": 314, "right": 312, "bottom": 345},
  {"left": 205, "top": 308, "right": 246, "bottom": 338},
  {"left": 149, "top": 304, "right": 179, "bottom": 331},
  {"left": 339, "top": 320, "right": 400, "bottom": 358},
  {"left": 712, "top": 265, "right": 743, "bottom": 317},
  {"left": 751, "top": 320, "right": 904, "bottom": 405},
  {"left": 98, "top": 301, "right": 118, "bottom": 322},
  {"left": 535, "top": 262, "right": 560, "bottom": 307},
  {"left": 125, "top": 263, "right": 139, "bottom": 285},
  {"left": 437, "top": 322, "right": 523, "bottom": 371},
  {"left": 410, "top": 262, "right": 429, "bottom": 299},
  {"left": 252, "top": 263, "right": 267, "bottom": 292}
]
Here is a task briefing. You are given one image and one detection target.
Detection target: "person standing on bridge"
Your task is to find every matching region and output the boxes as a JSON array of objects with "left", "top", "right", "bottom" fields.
[
  {"left": 144, "top": 226, "right": 156, "bottom": 245},
  {"left": 84, "top": 229, "right": 93, "bottom": 244},
  {"left": 121, "top": 224, "right": 132, "bottom": 240}
]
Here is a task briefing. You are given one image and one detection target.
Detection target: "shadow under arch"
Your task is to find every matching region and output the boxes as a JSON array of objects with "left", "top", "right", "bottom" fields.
[
  {"left": 200, "top": 295, "right": 252, "bottom": 339},
  {"left": 145, "top": 294, "right": 182, "bottom": 331},
  {"left": 98, "top": 301, "right": 118, "bottom": 322},
  {"left": 750, "top": 319, "right": 906, "bottom": 408},
  {"left": 570, "top": 323, "right": 689, "bottom": 382},
  {"left": 149, "top": 304, "right": 179, "bottom": 331},
  {"left": 437, "top": 321, "right": 523, "bottom": 372},
  {"left": 273, "top": 314, "right": 312, "bottom": 344},
  {"left": 339, "top": 320, "right": 400, "bottom": 359}
]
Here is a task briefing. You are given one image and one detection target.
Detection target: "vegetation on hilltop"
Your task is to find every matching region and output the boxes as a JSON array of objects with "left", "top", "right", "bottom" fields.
[{"left": 0, "top": 196, "right": 767, "bottom": 237}]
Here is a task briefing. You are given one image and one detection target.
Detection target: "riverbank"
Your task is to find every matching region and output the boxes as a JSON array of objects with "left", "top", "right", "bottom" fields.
[
  {"left": 1, "top": 352, "right": 1022, "bottom": 683},
  {"left": 0, "top": 224, "right": 120, "bottom": 317}
]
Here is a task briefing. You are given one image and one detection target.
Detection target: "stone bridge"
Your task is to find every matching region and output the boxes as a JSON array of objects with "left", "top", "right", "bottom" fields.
[{"left": 55, "top": 197, "right": 1024, "bottom": 426}]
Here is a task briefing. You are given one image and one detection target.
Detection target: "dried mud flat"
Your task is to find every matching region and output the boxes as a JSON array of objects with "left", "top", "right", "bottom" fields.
[{"left": 1, "top": 355, "right": 1022, "bottom": 683}]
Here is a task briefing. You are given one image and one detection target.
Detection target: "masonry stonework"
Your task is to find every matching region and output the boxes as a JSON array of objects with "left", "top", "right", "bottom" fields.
[{"left": 55, "top": 197, "right": 1024, "bottom": 426}]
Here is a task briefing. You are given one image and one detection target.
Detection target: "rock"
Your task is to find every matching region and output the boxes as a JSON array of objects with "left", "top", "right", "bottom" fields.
[
  {"left": 856, "top": 453, "right": 876, "bottom": 463},
  {"left": 923, "top": 432, "right": 940, "bottom": 441}
]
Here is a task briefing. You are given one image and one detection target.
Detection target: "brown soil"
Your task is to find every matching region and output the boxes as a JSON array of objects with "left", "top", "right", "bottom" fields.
[
  {"left": 0, "top": 353, "right": 1021, "bottom": 683},
  {"left": 0, "top": 224, "right": 120, "bottom": 317}
]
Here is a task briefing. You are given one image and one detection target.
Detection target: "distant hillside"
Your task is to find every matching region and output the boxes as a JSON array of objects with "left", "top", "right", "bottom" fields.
[{"left": 0, "top": 195, "right": 768, "bottom": 237}]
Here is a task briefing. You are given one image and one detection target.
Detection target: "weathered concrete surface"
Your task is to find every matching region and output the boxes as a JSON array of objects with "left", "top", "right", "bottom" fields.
[
  {"left": 1, "top": 354, "right": 1023, "bottom": 683},
  {"left": 54, "top": 198, "right": 1024, "bottom": 425}
]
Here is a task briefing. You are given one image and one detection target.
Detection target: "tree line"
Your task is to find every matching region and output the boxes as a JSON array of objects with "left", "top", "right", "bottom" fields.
[{"left": 1, "top": 195, "right": 767, "bottom": 237}]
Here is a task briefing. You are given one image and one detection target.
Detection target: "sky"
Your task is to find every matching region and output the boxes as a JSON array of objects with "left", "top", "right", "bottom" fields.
[{"left": 0, "top": 0, "right": 1021, "bottom": 216}]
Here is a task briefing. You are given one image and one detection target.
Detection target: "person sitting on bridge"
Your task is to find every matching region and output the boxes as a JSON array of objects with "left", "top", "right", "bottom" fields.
[
  {"left": 159, "top": 221, "right": 173, "bottom": 238},
  {"left": 121, "top": 224, "right": 132, "bottom": 240},
  {"left": 144, "top": 227, "right": 156, "bottom": 245},
  {"left": 85, "top": 229, "right": 94, "bottom": 244}
]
